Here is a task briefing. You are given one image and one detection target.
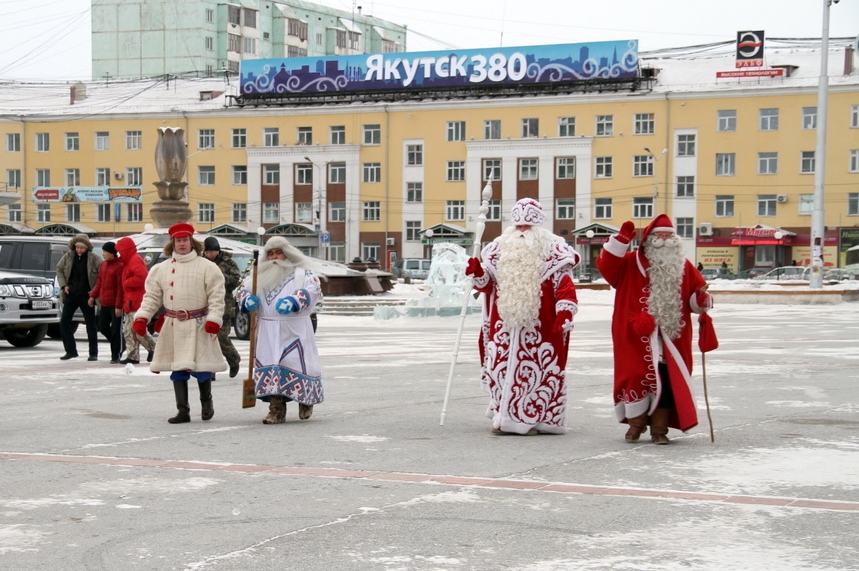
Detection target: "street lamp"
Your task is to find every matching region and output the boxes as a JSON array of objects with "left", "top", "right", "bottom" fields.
[
  {"left": 256, "top": 225, "right": 266, "bottom": 246},
  {"left": 644, "top": 147, "right": 667, "bottom": 214},
  {"left": 304, "top": 156, "right": 325, "bottom": 260}
]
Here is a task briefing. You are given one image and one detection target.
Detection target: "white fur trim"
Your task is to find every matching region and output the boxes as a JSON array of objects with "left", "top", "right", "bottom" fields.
[
  {"left": 604, "top": 235, "right": 631, "bottom": 258},
  {"left": 651, "top": 226, "right": 675, "bottom": 233},
  {"left": 556, "top": 300, "right": 578, "bottom": 315}
]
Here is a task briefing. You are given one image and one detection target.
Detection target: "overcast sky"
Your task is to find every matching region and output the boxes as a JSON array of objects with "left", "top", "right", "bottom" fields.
[{"left": 0, "top": 0, "right": 857, "bottom": 81}]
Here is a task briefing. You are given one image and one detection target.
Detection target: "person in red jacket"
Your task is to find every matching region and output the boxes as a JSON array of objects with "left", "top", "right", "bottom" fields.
[
  {"left": 88, "top": 241, "right": 125, "bottom": 364},
  {"left": 115, "top": 237, "right": 156, "bottom": 364}
]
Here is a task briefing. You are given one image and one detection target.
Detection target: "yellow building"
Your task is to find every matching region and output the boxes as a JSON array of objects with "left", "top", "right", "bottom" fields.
[{"left": 1, "top": 39, "right": 857, "bottom": 274}]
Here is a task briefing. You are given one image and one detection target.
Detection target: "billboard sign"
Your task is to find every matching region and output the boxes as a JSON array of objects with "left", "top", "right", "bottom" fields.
[
  {"left": 241, "top": 41, "right": 639, "bottom": 98},
  {"left": 736, "top": 31, "right": 765, "bottom": 68},
  {"left": 32, "top": 187, "right": 143, "bottom": 203}
]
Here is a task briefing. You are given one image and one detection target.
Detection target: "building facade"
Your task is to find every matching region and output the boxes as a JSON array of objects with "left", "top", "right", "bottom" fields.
[{"left": 3, "top": 40, "right": 859, "bottom": 273}]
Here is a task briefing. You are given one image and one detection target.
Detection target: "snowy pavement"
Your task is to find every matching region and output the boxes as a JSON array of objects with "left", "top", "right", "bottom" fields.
[{"left": 1, "top": 286, "right": 857, "bottom": 570}]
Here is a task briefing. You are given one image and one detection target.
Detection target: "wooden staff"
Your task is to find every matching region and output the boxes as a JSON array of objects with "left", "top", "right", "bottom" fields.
[
  {"left": 241, "top": 250, "right": 260, "bottom": 409},
  {"left": 440, "top": 182, "right": 492, "bottom": 426}
]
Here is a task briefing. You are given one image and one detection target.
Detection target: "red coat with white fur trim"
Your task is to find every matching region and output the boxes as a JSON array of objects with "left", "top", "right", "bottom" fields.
[{"left": 597, "top": 234, "right": 708, "bottom": 432}]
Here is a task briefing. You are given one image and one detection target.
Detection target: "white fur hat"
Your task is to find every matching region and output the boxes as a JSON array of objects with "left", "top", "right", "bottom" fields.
[{"left": 510, "top": 198, "right": 545, "bottom": 227}]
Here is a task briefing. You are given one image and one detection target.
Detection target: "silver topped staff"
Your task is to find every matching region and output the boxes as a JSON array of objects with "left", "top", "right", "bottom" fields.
[{"left": 440, "top": 182, "right": 493, "bottom": 426}]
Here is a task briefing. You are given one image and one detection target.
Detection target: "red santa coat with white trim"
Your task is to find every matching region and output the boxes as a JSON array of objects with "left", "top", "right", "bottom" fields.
[
  {"left": 597, "top": 230, "right": 707, "bottom": 432},
  {"left": 472, "top": 239, "right": 579, "bottom": 435}
]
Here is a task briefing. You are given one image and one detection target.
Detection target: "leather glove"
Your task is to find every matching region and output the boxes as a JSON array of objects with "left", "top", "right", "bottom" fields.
[
  {"left": 616, "top": 221, "right": 636, "bottom": 244},
  {"left": 243, "top": 294, "right": 260, "bottom": 312},
  {"left": 275, "top": 297, "right": 298, "bottom": 315},
  {"left": 465, "top": 257, "right": 484, "bottom": 278},
  {"left": 132, "top": 318, "right": 148, "bottom": 337},
  {"left": 553, "top": 310, "right": 574, "bottom": 337},
  {"left": 204, "top": 321, "right": 220, "bottom": 335}
]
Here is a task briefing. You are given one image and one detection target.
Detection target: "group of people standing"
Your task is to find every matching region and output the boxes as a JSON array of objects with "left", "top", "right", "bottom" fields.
[{"left": 467, "top": 199, "right": 714, "bottom": 445}]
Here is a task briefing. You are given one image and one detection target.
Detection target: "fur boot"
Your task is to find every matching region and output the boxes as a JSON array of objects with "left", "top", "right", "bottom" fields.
[
  {"left": 199, "top": 380, "right": 214, "bottom": 421},
  {"left": 262, "top": 396, "right": 287, "bottom": 424},
  {"left": 624, "top": 413, "right": 648, "bottom": 443},
  {"left": 650, "top": 408, "right": 671, "bottom": 445},
  {"left": 168, "top": 380, "right": 191, "bottom": 424},
  {"left": 298, "top": 403, "right": 313, "bottom": 420}
]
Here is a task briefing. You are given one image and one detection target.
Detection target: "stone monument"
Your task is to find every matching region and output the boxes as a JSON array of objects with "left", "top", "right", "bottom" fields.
[{"left": 150, "top": 127, "right": 192, "bottom": 227}]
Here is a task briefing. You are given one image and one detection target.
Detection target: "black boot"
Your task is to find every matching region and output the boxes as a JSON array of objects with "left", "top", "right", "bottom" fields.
[
  {"left": 199, "top": 379, "right": 214, "bottom": 421},
  {"left": 168, "top": 380, "right": 191, "bottom": 424}
]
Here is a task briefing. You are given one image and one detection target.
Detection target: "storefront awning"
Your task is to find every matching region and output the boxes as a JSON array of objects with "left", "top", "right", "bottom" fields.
[{"left": 731, "top": 225, "right": 796, "bottom": 245}]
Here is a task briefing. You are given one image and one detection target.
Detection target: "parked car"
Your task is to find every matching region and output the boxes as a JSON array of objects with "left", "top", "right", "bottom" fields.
[
  {"left": 756, "top": 266, "right": 811, "bottom": 281},
  {"left": 391, "top": 258, "right": 431, "bottom": 280},
  {"left": 0, "top": 270, "right": 60, "bottom": 347},
  {"left": 823, "top": 268, "right": 858, "bottom": 282},
  {"left": 701, "top": 267, "right": 736, "bottom": 280}
]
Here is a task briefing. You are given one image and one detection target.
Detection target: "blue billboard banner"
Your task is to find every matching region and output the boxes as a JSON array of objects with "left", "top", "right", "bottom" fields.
[{"left": 241, "top": 41, "right": 638, "bottom": 97}]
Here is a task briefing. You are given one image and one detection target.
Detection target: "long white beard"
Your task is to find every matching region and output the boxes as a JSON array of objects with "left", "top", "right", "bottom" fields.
[
  {"left": 496, "top": 228, "right": 550, "bottom": 330},
  {"left": 644, "top": 236, "right": 686, "bottom": 340},
  {"left": 256, "top": 259, "right": 298, "bottom": 294}
]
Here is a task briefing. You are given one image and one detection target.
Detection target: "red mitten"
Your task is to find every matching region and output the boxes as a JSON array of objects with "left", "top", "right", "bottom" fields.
[
  {"left": 465, "top": 257, "right": 484, "bottom": 278},
  {"left": 204, "top": 321, "right": 220, "bottom": 335},
  {"left": 616, "top": 221, "right": 636, "bottom": 244},
  {"left": 553, "top": 310, "right": 574, "bottom": 337},
  {"left": 132, "top": 318, "right": 148, "bottom": 337},
  {"left": 632, "top": 311, "right": 656, "bottom": 336},
  {"left": 696, "top": 291, "right": 713, "bottom": 310}
]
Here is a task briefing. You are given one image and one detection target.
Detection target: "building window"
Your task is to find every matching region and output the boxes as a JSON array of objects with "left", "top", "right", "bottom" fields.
[
  {"left": 519, "top": 158, "right": 538, "bottom": 180},
  {"left": 123, "top": 130, "right": 141, "bottom": 150},
  {"left": 126, "top": 167, "right": 142, "bottom": 186},
  {"left": 363, "top": 163, "right": 381, "bottom": 183},
  {"left": 330, "top": 202, "right": 345, "bottom": 222},
  {"left": 486, "top": 199, "right": 501, "bottom": 221},
  {"left": 677, "top": 134, "right": 696, "bottom": 156},
  {"left": 484, "top": 120, "right": 501, "bottom": 140},
  {"left": 594, "top": 198, "right": 612, "bottom": 219},
  {"left": 406, "top": 220, "right": 422, "bottom": 241},
  {"left": 802, "top": 107, "right": 817, "bottom": 130},
  {"left": 96, "top": 168, "right": 110, "bottom": 186},
  {"left": 363, "top": 124, "right": 380, "bottom": 145},
  {"left": 6, "top": 133, "right": 20, "bottom": 152},
  {"left": 800, "top": 151, "right": 816, "bottom": 174},
  {"left": 232, "top": 203, "right": 247, "bottom": 223},
  {"left": 232, "top": 129, "right": 246, "bottom": 148},
  {"left": 198, "top": 166, "right": 215, "bottom": 185},
  {"left": 716, "top": 153, "right": 735, "bottom": 176},
  {"left": 264, "top": 128, "right": 279, "bottom": 147},
  {"left": 595, "top": 156, "right": 613, "bottom": 178},
  {"left": 558, "top": 117, "right": 575, "bottom": 137},
  {"left": 407, "top": 144, "right": 423, "bottom": 166},
  {"left": 849, "top": 193, "right": 859, "bottom": 216},
  {"left": 676, "top": 175, "right": 695, "bottom": 197},
  {"left": 263, "top": 202, "right": 279, "bottom": 223},
  {"left": 6, "top": 169, "right": 21, "bottom": 189},
  {"left": 634, "top": 113, "right": 655, "bottom": 135},
  {"left": 228, "top": 5, "right": 240, "bottom": 24},
  {"left": 126, "top": 203, "right": 142, "bottom": 222},
  {"left": 850, "top": 150, "right": 859, "bottom": 173},
  {"left": 330, "top": 126, "right": 345, "bottom": 145},
  {"left": 799, "top": 193, "right": 813, "bottom": 216},
  {"left": 295, "top": 163, "right": 312, "bottom": 185},
  {"left": 675, "top": 217, "right": 693, "bottom": 239},
  {"left": 633, "top": 197, "right": 654, "bottom": 219},
  {"left": 65, "top": 132, "right": 79, "bottom": 151},
  {"left": 446, "top": 200, "right": 465, "bottom": 221},
  {"left": 205, "top": 8, "right": 214, "bottom": 23},
  {"left": 36, "top": 133, "right": 49, "bottom": 152},
  {"left": 198, "top": 203, "right": 215, "bottom": 223},
  {"left": 715, "top": 195, "right": 734, "bottom": 217},
  {"left": 633, "top": 155, "right": 654, "bottom": 177},
  {"left": 198, "top": 129, "right": 215, "bottom": 149},
  {"left": 263, "top": 165, "right": 279, "bottom": 185},
  {"left": 297, "top": 127, "right": 312, "bottom": 145},
  {"left": 95, "top": 131, "right": 109, "bottom": 151},
  {"left": 447, "top": 121, "right": 466, "bottom": 142},
  {"left": 36, "top": 169, "right": 50, "bottom": 186},
  {"left": 407, "top": 182, "right": 423, "bottom": 203},
  {"left": 7, "top": 204, "right": 21, "bottom": 223},
  {"left": 295, "top": 202, "right": 312, "bottom": 223},
  {"left": 37, "top": 204, "right": 51, "bottom": 222},
  {"left": 595, "top": 115, "right": 613, "bottom": 136},
  {"left": 760, "top": 108, "right": 779, "bottom": 131},
  {"left": 556, "top": 199, "right": 575, "bottom": 220},
  {"left": 483, "top": 159, "right": 501, "bottom": 181},
  {"left": 243, "top": 37, "right": 256, "bottom": 55},
  {"left": 363, "top": 201, "right": 380, "bottom": 221},
  {"left": 96, "top": 204, "right": 111, "bottom": 223},
  {"left": 446, "top": 161, "right": 465, "bottom": 181},
  {"left": 556, "top": 157, "right": 575, "bottom": 179},
  {"left": 205, "top": 36, "right": 214, "bottom": 51},
  {"left": 758, "top": 152, "right": 778, "bottom": 174},
  {"left": 362, "top": 243, "right": 380, "bottom": 262},
  {"left": 287, "top": 18, "right": 308, "bottom": 39},
  {"left": 315, "top": 32, "right": 322, "bottom": 46},
  {"left": 852, "top": 105, "right": 859, "bottom": 128},
  {"left": 521, "top": 118, "right": 538, "bottom": 138},
  {"left": 66, "top": 204, "right": 80, "bottom": 222},
  {"left": 232, "top": 165, "right": 247, "bottom": 185},
  {"left": 717, "top": 110, "right": 736, "bottom": 132},
  {"left": 329, "top": 162, "right": 345, "bottom": 183},
  {"left": 757, "top": 195, "right": 777, "bottom": 217},
  {"left": 65, "top": 168, "right": 80, "bottom": 186}
]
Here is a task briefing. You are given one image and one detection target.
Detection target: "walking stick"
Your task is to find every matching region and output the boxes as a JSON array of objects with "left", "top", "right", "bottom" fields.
[
  {"left": 241, "top": 250, "right": 260, "bottom": 409},
  {"left": 701, "top": 353, "right": 715, "bottom": 443},
  {"left": 440, "top": 182, "right": 492, "bottom": 426},
  {"left": 697, "top": 302, "right": 719, "bottom": 443}
]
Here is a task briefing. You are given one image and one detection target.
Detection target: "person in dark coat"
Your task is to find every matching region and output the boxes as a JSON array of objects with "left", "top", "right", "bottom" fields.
[
  {"left": 202, "top": 237, "right": 242, "bottom": 378},
  {"left": 88, "top": 241, "right": 125, "bottom": 363},
  {"left": 55, "top": 234, "right": 102, "bottom": 361}
]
